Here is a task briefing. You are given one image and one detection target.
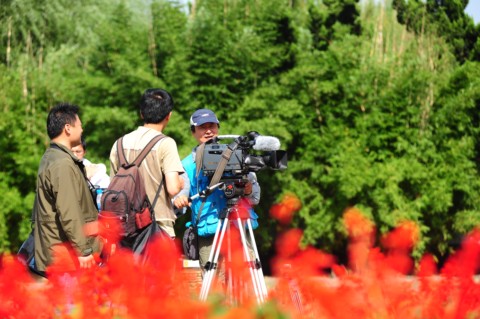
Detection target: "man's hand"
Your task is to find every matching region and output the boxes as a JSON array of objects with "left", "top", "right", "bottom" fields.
[
  {"left": 174, "top": 195, "right": 190, "bottom": 209},
  {"left": 78, "top": 254, "right": 96, "bottom": 269}
]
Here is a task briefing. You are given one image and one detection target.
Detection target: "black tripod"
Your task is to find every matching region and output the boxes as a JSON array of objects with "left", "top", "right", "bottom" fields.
[{"left": 199, "top": 180, "right": 268, "bottom": 304}]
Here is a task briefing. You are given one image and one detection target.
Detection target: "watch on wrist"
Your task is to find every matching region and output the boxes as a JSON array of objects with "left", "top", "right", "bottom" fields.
[{"left": 82, "top": 248, "right": 93, "bottom": 256}]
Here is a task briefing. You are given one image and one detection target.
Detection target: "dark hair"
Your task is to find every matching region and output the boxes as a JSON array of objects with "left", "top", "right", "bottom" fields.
[
  {"left": 139, "top": 88, "right": 174, "bottom": 124},
  {"left": 47, "top": 103, "right": 80, "bottom": 139},
  {"left": 80, "top": 135, "right": 87, "bottom": 151}
]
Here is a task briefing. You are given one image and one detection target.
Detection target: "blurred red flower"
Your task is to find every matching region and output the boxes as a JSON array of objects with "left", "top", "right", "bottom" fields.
[
  {"left": 275, "top": 228, "right": 303, "bottom": 259},
  {"left": 342, "top": 208, "right": 375, "bottom": 241},
  {"left": 3, "top": 193, "right": 480, "bottom": 318},
  {"left": 269, "top": 193, "right": 301, "bottom": 225},
  {"left": 381, "top": 220, "right": 420, "bottom": 251}
]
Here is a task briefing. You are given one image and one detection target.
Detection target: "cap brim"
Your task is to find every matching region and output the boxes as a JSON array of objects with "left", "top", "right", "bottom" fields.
[{"left": 192, "top": 117, "right": 219, "bottom": 126}]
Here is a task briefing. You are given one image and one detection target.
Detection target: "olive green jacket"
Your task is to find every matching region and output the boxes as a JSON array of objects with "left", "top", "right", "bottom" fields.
[{"left": 33, "top": 142, "right": 100, "bottom": 272}]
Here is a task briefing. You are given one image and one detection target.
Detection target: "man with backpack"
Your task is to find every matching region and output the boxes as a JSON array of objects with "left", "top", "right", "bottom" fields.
[{"left": 107, "top": 88, "right": 188, "bottom": 242}]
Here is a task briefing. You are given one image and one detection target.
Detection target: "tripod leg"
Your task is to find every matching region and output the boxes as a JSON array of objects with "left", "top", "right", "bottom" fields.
[
  {"left": 289, "top": 278, "right": 304, "bottom": 314},
  {"left": 246, "top": 219, "right": 268, "bottom": 299},
  {"left": 226, "top": 223, "right": 234, "bottom": 305},
  {"left": 236, "top": 217, "right": 264, "bottom": 304},
  {"left": 282, "top": 263, "right": 304, "bottom": 313},
  {"left": 199, "top": 217, "right": 229, "bottom": 301}
]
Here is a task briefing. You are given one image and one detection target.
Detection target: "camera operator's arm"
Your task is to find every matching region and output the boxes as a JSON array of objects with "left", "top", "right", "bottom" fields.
[{"left": 244, "top": 172, "right": 260, "bottom": 206}]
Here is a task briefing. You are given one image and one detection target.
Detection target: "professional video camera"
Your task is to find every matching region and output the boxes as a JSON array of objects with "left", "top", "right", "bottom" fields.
[
  {"left": 198, "top": 133, "right": 287, "bottom": 301},
  {"left": 200, "top": 131, "right": 287, "bottom": 200},
  {"left": 202, "top": 131, "right": 287, "bottom": 176}
]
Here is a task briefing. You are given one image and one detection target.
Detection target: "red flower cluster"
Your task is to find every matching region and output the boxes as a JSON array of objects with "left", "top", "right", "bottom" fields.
[{"left": 2, "top": 201, "right": 480, "bottom": 318}]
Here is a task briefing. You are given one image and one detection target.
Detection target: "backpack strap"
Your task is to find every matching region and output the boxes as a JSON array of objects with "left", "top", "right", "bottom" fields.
[
  {"left": 117, "top": 137, "right": 128, "bottom": 168},
  {"left": 117, "top": 134, "right": 166, "bottom": 168},
  {"left": 133, "top": 134, "right": 166, "bottom": 166},
  {"left": 151, "top": 176, "right": 165, "bottom": 211}
]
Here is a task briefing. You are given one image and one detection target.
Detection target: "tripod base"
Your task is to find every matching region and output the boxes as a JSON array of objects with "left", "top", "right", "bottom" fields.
[{"left": 199, "top": 212, "right": 268, "bottom": 304}]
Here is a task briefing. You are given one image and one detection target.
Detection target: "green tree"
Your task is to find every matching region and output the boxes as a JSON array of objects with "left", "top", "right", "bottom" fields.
[{"left": 393, "top": 0, "right": 480, "bottom": 62}]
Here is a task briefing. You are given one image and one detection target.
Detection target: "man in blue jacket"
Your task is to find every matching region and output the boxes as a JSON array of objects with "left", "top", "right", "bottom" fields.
[{"left": 178, "top": 109, "right": 260, "bottom": 274}]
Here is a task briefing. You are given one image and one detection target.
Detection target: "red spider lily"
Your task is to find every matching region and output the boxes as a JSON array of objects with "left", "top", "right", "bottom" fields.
[
  {"left": 229, "top": 197, "right": 253, "bottom": 220},
  {"left": 331, "top": 263, "right": 349, "bottom": 277},
  {"left": 214, "top": 306, "right": 256, "bottom": 319},
  {"left": 290, "top": 247, "right": 335, "bottom": 276},
  {"left": 97, "top": 211, "right": 123, "bottom": 257},
  {"left": 441, "top": 228, "right": 480, "bottom": 278},
  {"left": 269, "top": 193, "right": 302, "bottom": 225},
  {"left": 379, "top": 221, "right": 420, "bottom": 275},
  {"left": 342, "top": 208, "right": 376, "bottom": 273},
  {"left": 5, "top": 196, "right": 480, "bottom": 318},
  {"left": 0, "top": 254, "right": 55, "bottom": 319},
  {"left": 47, "top": 243, "right": 80, "bottom": 274},
  {"left": 383, "top": 250, "right": 415, "bottom": 274},
  {"left": 381, "top": 220, "right": 420, "bottom": 251},
  {"left": 342, "top": 207, "right": 375, "bottom": 241},
  {"left": 274, "top": 228, "right": 303, "bottom": 259},
  {"left": 212, "top": 226, "right": 263, "bottom": 304},
  {"left": 281, "top": 193, "right": 302, "bottom": 212},
  {"left": 416, "top": 253, "right": 438, "bottom": 276}
]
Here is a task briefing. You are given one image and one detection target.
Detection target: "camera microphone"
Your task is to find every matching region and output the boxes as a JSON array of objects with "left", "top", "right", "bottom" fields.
[{"left": 252, "top": 136, "right": 281, "bottom": 151}]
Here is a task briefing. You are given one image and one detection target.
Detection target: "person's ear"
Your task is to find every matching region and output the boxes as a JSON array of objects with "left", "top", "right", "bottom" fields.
[{"left": 64, "top": 124, "right": 72, "bottom": 135}]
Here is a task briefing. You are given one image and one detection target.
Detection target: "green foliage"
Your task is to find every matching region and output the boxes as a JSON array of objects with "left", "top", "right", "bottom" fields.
[{"left": 393, "top": 0, "right": 480, "bottom": 63}]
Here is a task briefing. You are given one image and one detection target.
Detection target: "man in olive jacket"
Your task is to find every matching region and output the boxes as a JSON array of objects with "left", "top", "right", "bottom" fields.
[{"left": 33, "top": 103, "right": 100, "bottom": 275}]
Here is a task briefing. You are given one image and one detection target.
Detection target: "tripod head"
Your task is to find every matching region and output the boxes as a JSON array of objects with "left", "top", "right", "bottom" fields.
[{"left": 220, "top": 177, "right": 249, "bottom": 201}]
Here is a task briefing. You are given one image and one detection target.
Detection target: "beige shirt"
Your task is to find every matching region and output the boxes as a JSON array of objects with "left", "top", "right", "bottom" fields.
[{"left": 109, "top": 127, "right": 184, "bottom": 231}]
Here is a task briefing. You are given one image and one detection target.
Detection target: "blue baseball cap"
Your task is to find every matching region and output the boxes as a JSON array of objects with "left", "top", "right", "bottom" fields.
[{"left": 189, "top": 109, "right": 220, "bottom": 126}]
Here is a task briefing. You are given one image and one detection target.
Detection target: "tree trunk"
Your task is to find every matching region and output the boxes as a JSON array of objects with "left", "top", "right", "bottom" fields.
[{"left": 7, "top": 17, "right": 12, "bottom": 68}]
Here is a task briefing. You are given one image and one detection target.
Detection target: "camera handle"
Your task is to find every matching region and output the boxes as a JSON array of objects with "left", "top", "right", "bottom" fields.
[{"left": 189, "top": 182, "right": 225, "bottom": 202}]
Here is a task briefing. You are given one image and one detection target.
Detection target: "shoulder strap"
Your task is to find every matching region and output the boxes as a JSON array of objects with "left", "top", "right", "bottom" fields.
[
  {"left": 194, "top": 145, "right": 206, "bottom": 226},
  {"left": 195, "top": 141, "right": 234, "bottom": 188},
  {"left": 193, "top": 140, "right": 237, "bottom": 226},
  {"left": 195, "top": 143, "right": 206, "bottom": 179},
  {"left": 209, "top": 144, "right": 234, "bottom": 188}
]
